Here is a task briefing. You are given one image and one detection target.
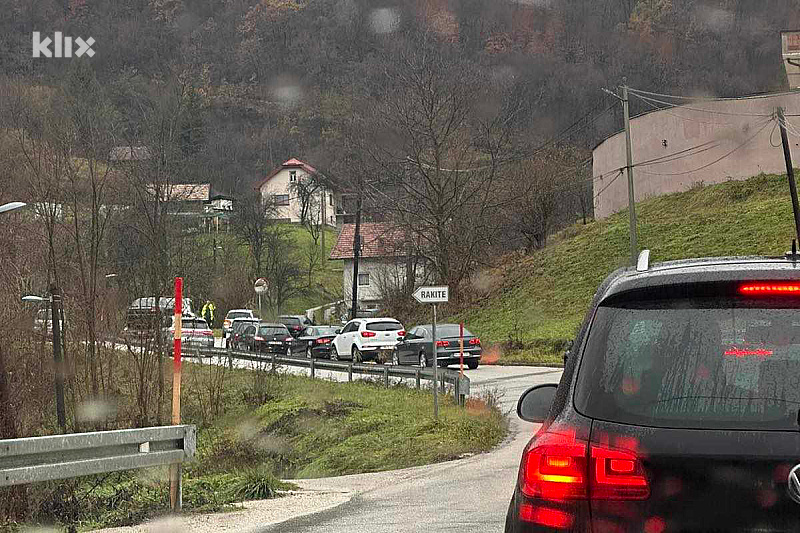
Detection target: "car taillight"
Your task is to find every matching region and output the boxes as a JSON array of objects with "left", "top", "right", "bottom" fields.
[
  {"left": 361, "top": 331, "right": 376, "bottom": 337},
  {"left": 397, "top": 330, "right": 405, "bottom": 337},
  {"left": 201, "top": 331, "right": 213, "bottom": 336},
  {"left": 740, "top": 283, "right": 800, "bottom": 294},
  {"left": 519, "top": 432, "right": 649, "bottom": 503},
  {"left": 469, "top": 338, "right": 480, "bottom": 345},
  {"left": 254, "top": 336, "right": 264, "bottom": 341},
  {"left": 316, "top": 338, "right": 332, "bottom": 344},
  {"left": 284, "top": 337, "right": 293, "bottom": 342},
  {"left": 519, "top": 504, "right": 574, "bottom": 529},
  {"left": 436, "top": 340, "right": 449, "bottom": 347}
]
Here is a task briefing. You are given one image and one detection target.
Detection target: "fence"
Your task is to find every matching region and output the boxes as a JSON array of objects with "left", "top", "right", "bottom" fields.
[
  {"left": 0, "top": 425, "right": 195, "bottom": 487},
  {"left": 193, "top": 346, "right": 471, "bottom": 404}
]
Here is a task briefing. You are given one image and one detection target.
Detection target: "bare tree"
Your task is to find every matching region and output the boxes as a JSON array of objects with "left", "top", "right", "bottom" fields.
[
  {"left": 368, "top": 34, "right": 520, "bottom": 297},
  {"left": 231, "top": 190, "right": 279, "bottom": 278}
]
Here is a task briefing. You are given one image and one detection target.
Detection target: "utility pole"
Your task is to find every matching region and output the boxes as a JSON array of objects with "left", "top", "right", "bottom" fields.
[
  {"left": 51, "top": 285, "right": 66, "bottom": 431},
  {"left": 321, "top": 188, "right": 326, "bottom": 255},
  {"left": 350, "top": 188, "right": 363, "bottom": 320},
  {"left": 622, "top": 83, "right": 638, "bottom": 266},
  {"left": 777, "top": 107, "right": 800, "bottom": 244},
  {"left": 602, "top": 82, "right": 638, "bottom": 266}
]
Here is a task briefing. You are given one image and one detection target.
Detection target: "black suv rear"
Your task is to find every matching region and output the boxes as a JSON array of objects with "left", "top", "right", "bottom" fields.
[{"left": 507, "top": 255, "right": 800, "bottom": 532}]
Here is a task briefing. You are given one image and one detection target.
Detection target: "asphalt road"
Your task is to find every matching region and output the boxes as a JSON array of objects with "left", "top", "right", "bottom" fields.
[{"left": 241, "top": 349, "right": 564, "bottom": 533}]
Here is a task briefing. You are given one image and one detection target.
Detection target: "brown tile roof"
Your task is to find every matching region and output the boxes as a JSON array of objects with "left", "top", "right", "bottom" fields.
[
  {"left": 147, "top": 183, "right": 211, "bottom": 202},
  {"left": 255, "top": 158, "right": 319, "bottom": 190},
  {"left": 329, "top": 223, "right": 408, "bottom": 260}
]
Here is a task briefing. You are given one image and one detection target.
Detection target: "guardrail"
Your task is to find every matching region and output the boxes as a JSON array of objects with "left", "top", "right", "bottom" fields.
[
  {"left": 0, "top": 425, "right": 196, "bottom": 487},
  {"left": 192, "top": 346, "right": 471, "bottom": 404}
]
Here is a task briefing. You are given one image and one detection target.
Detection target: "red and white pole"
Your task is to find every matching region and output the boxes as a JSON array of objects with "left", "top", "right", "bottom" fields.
[{"left": 170, "top": 277, "right": 183, "bottom": 512}]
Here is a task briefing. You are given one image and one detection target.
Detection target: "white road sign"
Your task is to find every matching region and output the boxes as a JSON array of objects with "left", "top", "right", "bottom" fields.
[
  {"left": 254, "top": 278, "right": 268, "bottom": 294},
  {"left": 413, "top": 285, "right": 449, "bottom": 304}
]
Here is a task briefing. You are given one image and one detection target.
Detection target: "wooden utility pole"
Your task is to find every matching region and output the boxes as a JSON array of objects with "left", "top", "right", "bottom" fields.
[
  {"left": 170, "top": 277, "right": 183, "bottom": 512},
  {"left": 350, "top": 188, "right": 362, "bottom": 320},
  {"left": 778, "top": 106, "right": 800, "bottom": 244},
  {"left": 622, "top": 83, "right": 638, "bottom": 266}
]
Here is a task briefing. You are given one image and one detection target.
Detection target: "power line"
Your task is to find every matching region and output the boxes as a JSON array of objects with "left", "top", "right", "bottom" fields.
[
  {"left": 630, "top": 91, "right": 737, "bottom": 126},
  {"left": 631, "top": 140, "right": 721, "bottom": 169},
  {"left": 637, "top": 118, "right": 772, "bottom": 177},
  {"left": 628, "top": 90, "right": 773, "bottom": 118}
]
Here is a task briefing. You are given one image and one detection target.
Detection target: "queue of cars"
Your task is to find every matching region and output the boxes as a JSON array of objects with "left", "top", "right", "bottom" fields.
[{"left": 221, "top": 311, "right": 483, "bottom": 368}]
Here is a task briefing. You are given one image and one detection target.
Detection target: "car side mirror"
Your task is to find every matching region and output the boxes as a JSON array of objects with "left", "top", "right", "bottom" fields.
[{"left": 517, "top": 384, "right": 558, "bottom": 423}]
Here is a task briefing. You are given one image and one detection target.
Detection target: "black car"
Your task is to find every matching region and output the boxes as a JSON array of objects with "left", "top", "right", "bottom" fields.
[
  {"left": 228, "top": 317, "right": 260, "bottom": 350},
  {"left": 393, "top": 323, "right": 481, "bottom": 368},
  {"left": 278, "top": 314, "right": 315, "bottom": 338},
  {"left": 506, "top": 252, "right": 800, "bottom": 533},
  {"left": 240, "top": 322, "right": 293, "bottom": 354},
  {"left": 287, "top": 325, "right": 341, "bottom": 358}
]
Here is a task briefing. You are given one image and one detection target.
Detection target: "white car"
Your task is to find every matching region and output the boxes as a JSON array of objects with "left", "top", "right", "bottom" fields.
[
  {"left": 330, "top": 318, "right": 405, "bottom": 363},
  {"left": 223, "top": 309, "right": 255, "bottom": 339}
]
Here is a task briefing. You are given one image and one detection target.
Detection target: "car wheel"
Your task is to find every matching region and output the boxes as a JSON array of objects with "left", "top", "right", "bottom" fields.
[
  {"left": 419, "top": 351, "right": 427, "bottom": 368},
  {"left": 306, "top": 346, "right": 313, "bottom": 359},
  {"left": 467, "top": 359, "right": 479, "bottom": 370},
  {"left": 331, "top": 344, "right": 339, "bottom": 361},
  {"left": 352, "top": 346, "right": 362, "bottom": 363},
  {"left": 392, "top": 349, "right": 400, "bottom": 366}
]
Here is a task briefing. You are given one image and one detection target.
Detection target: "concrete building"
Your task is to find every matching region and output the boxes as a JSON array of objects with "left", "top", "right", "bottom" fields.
[
  {"left": 592, "top": 91, "right": 800, "bottom": 219},
  {"left": 255, "top": 158, "right": 336, "bottom": 227}
]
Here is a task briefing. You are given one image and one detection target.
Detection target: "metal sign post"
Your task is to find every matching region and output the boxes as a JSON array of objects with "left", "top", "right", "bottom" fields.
[
  {"left": 254, "top": 278, "right": 268, "bottom": 318},
  {"left": 459, "top": 322, "right": 464, "bottom": 377},
  {"left": 413, "top": 286, "right": 449, "bottom": 421}
]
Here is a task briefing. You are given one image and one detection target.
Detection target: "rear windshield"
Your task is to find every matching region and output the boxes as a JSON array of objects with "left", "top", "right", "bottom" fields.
[
  {"left": 183, "top": 319, "right": 209, "bottom": 330},
  {"left": 367, "top": 321, "right": 403, "bottom": 331},
  {"left": 316, "top": 326, "right": 339, "bottom": 335},
  {"left": 575, "top": 297, "right": 800, "bottom": 431},
  {"left": 259, "top": 326, "right": 289, "bottom": 337},
  {"left": 280, "top": 317, "right": 301, "bottom": 325},
  {"left": 227, "top": 311, "right": 251, "bottom": 319},
  {"left": 436, "top": 325, "right": 473, "bottom": 337}
]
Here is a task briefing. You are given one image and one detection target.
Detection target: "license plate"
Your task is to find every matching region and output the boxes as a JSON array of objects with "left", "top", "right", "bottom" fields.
[{"left": 269, "top": 341, "right": 282, "bottom": 345}]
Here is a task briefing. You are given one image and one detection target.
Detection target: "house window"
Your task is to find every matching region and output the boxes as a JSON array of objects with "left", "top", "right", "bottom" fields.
[
  {"left": 329, "top": 193, "right": 334, "bottom": 206},
  {"left": 289, "top": 170, "right": 297, "bottom": 183},
  {"left": 358, "top": 273, "right": 370, "bottom": 286},
  {"left": 274, "top": 194, "right": 290, "bottom": 206}
]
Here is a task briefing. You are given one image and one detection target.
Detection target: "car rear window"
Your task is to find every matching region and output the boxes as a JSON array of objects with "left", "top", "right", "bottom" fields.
[
  {"left": 184, "top": 319, "right": 209, "bottom": 330},
  {"left": 259, "top": 326, "right": 289, "bottom": 337},
  {"left": 575, "top": 296, "right": 800, "bottom": 430},
  {"left": 436, "top": 325, "right": 473, "bottom": 337},
  {"left": 316, "top": 326, "right": 339, "bottom": 335},
  {"left": 280, "top": 317, "right": 301, "bottom": 325},
  {"left": 227, "top": 311, "right": 251, "bottom": 319},
  {"left": 366, "top": 321, "right": 403, "bottom": 331}
]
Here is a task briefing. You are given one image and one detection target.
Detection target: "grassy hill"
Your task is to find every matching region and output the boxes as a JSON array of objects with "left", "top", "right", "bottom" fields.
[{"left": 454, "top": 173, "right": 800, "bottom": 365}]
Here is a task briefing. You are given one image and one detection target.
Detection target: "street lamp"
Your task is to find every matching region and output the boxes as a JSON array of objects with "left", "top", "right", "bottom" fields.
[
  {"left": 0, "top": 202, "right": 26, "bottom": 215},
  {"left": 22, "top": 288, "right": 66, "bottom": 431}
]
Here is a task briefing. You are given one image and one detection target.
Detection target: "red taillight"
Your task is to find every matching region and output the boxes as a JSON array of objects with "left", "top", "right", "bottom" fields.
[
  {"left": 519, "top": 504, "right": 574, "bottom": 529},
  {"left": 520, "top": 433, "right": 587, "bottom": 500},
  {"left": 397, "top": 330, "right": 405, "bottom": 337},
  {"left": 436, "top": 340, "right": 449, "bottom": 347},
  {"left": 361, "top": 331, "right": 376, "bottom": 337},
  {"left": 469, "top": 338, "right": 480, "bottom": 346},
  {"left": 201, "top": 331, "right": 213, "bottom": 336},
  {"left": 316, "top": 338, "right": 332, "bottom": 344},
  {"left": 591, "top": 445, "right": 649, "bottom": 500},
  {"left": 284, "top": 337, "right": 293, "bottom": 342},
  {"left": 254, "top": 336, "right": 264, "bottom": 341},
  {"left": 740, "top": 283, "right": 800, "bottom": 295},
  {"left": 519, "top": 432, "right": 649, "bottom": 502}
]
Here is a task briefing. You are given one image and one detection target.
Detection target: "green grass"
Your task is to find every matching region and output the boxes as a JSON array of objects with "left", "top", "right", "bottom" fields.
[
  {"left": 453, "top": 173, "right": 800, "bottom": 365},
  {"left": 7, "top": 359, "right": 504, "bottom": 531}
]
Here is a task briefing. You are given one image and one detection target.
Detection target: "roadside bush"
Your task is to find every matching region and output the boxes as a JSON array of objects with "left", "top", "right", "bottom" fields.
[{"left": 225, "top": 466, "right": 292, "bottom": 502}]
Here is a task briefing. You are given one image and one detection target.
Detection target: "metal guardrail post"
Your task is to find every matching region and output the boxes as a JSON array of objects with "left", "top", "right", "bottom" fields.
[
  {"left": 348, "top": 363, "right": 353, "bottom": 382},
  {"left": 310, "top": 358, "right": 315, "bottom": 379},
  {"left": 455, "top": 375, "right": 460, "bottom": 401},
  {"left": 384, "top": 366, "right": 389, "bottom": 387},
  {"left": 271, "top": 353, "right": 276, "bottom": 373},
  {"left": 416, "top": 369, "right": 421, "bottom": 389}
]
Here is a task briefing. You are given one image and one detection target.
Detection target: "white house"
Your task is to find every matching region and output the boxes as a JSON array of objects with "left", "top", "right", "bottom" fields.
[
  {"left": 329, "top": 222, "right": 427, "bottom": 314},
  {"left": 255, "top": 158, "right": 336, "bottom": 227}
]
